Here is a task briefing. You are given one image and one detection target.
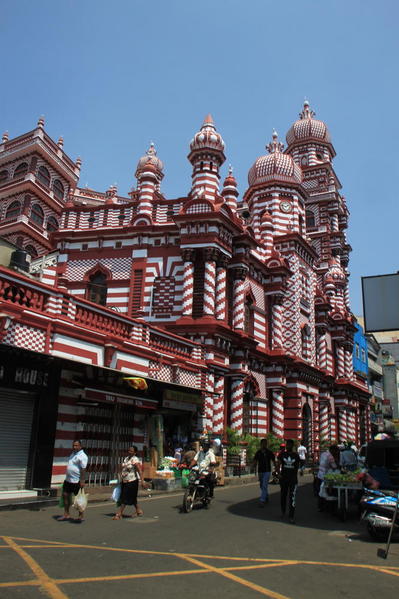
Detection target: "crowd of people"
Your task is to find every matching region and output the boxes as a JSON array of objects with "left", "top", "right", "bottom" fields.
[{"left": 57, "top": 437, "right": 365, "bottom": 524}]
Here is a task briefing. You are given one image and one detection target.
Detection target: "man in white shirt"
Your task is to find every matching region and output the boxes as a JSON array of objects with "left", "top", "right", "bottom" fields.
[
  {"left": 191, "top": 441, "right": 217, "bottom": 497},
  {"left": 297, "top": 441, "right": 307, "bottom": 476},
  {"left": 58, "top": 440, "right": 88, "bottom": 521}
]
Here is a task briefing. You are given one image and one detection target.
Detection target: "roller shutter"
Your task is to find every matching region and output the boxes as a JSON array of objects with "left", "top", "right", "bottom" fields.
[{"left": 0, "top": 390, "right": 36, "bottom": 491}]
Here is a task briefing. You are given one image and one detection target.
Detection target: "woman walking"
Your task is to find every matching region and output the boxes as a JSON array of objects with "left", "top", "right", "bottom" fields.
[{"left": 113, "top": 446, "right": 144, "bottom": 520}]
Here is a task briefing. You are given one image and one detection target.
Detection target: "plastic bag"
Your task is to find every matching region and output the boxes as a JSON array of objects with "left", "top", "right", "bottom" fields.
[
  {"left": 111, "top": 484, "right": 121, "bottom": 503},
  {"left": 73, "top": 488, "right": 88, "bottom": 512}
]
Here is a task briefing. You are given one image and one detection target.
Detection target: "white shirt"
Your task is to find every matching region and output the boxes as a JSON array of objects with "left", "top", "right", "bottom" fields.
[
  {"left": 297, "top": 445, "right": 307, "bottom": 460},
  {"left": 66, "top": 449, "right": 88, "bottom": 483},
  {"left": 194, "top": 448, "right": 216, "bottom": 471}
]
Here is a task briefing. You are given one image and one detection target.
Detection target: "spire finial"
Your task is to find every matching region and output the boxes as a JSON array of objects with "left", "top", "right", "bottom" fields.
[
  {"left": 37, "top": 115, "right": 45, "bottom": 128},
  {"left": 57, "top": 136, "right": 64, "bottom": 149},
  {"left": 300, "top": 99, "right": 315, "bottom": 120},
  {"left": 76, "top": 156, "right": 82, "bottom": 169},
  {"left": 201, "top": 114, "right": 216, "bottom": 129},
  {"left": 2, "top": 131, "right": 9, "bottom": 143},
  {"left": 228, "top": 164, "right": 233, "bottom": 176},
  {"left": 266, "top": 130, "right": 284, "bottom": 154}
]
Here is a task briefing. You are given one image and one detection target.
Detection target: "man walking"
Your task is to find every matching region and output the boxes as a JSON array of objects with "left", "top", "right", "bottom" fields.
[
  {"left": 297, "top": 441, "right": 307, "bottom": 475},
  {"left": 253, "top": 438, "right": 275, "bottom": 506},
  {"left": 58, "top": 440, "right": 88, "bottom": 522},
  {"left": 277, "top": 439, "right": 300, "bottom": 524}
]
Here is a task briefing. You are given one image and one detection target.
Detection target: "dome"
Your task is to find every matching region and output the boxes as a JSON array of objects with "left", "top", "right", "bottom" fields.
[
  {"left": 135, "top": 142, "right": 164, "bottom": 178},
  {"left": 248, "top": 131, "right": 302, "bottom": 187},
  {"left": 286, "top": 101, "right": 331, "bottom": 146},
  {"left": 189, "top": 114, "right": 225, "bottom": 153},
  {"left": 324, "top": 258, "right": 346, "bottom": 284}
]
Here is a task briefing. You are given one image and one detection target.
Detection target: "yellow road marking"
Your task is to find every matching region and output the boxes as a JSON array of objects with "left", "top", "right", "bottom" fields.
[
  {"left": 0, "top": 580, "right": 40, "bottom": 587},
  {"left": 55, "top": 568, "right": 208, "bottom": 584},
  {"left": 3, "top": 536, "right": 69, "bottom": 599},
  {"left": 177, "top": 553, "right": 291, "bottom": 599}
]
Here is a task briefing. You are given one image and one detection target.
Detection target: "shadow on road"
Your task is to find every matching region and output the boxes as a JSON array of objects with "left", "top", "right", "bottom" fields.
[{"left": 226, "top": 481, "right": 378, "bottom": 543}]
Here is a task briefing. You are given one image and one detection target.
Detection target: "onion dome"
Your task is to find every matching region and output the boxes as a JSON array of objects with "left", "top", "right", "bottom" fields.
[
  {"left": 135, "top": 142, "right": 164, "bottom": 178},
  {"left": 189, "top": 114, "right": 225, "bottom": 153},
  {"left": 248, "top": 130, "right": 302, "bottom": 187},
  {"left": 286, "top": 100, "right": 330, "bottom": 145}
]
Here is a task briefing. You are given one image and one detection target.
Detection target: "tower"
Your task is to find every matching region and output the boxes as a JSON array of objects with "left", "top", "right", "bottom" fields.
[{"left": 188, "top": 115, "right": 226, "bottom": 200}]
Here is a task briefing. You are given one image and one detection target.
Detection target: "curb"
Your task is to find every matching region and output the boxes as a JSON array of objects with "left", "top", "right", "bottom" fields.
[{"left": 0, "top": 475, "right": 259, "bottom": 511}]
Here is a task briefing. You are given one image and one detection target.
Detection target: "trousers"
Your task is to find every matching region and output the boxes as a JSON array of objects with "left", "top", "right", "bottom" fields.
[
  {"left": 258, "top": 471, "right": 271, "bottom": 502},
  {"left": 280, "top": 478, "right": 297, "bottom": 518}
]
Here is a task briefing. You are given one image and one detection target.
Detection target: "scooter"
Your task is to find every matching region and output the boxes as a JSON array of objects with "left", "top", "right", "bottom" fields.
[
  {"left": 182, "top": 467, "right": 212, "bottom": 513},
  {"left": 360, "top": 488, "right": 399, "bottom": 540}
]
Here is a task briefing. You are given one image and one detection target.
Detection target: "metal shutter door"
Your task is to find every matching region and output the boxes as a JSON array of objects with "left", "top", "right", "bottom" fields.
[{"left": 0, "top": 390, "right": 36, "bottom": 491}]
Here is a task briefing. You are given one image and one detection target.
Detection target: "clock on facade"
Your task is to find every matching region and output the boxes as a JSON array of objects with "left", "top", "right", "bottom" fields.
[{"left": 280, "top": 201, "right": 292, "bottom": 213}]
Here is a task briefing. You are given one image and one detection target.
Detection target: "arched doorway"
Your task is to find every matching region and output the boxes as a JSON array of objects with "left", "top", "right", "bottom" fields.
[{"left": 302, "top": 403, "right": 312, "bottom": 453}]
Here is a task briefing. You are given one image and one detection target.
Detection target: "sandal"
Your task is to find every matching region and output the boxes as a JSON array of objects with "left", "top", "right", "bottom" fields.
[
  {"left": 112, "top": 514, "right": 121, "bottom": 520},
  {"left": 136, "top": 509, "right": 144, "bottom": 517}
]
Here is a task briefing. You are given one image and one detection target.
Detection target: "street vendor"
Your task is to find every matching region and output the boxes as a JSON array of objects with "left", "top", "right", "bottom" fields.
[{"left": 316, "top": 444, "right": 340, "bottom": 511}]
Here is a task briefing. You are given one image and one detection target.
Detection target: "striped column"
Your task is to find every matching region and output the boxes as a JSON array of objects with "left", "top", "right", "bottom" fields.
[
  {"left": 319, "top": 403, "right": 330, "bottom": 442},
  {"left": 182, "top": 255, "right": 194, "bottom": 316},
  {"left": 137, "top": 171, "right": 156, "bottom": 216},
  {"left": 205, "top": 372, "right": 214, "bottom": 431},
  {"left": 271, "top": 296, "right": 284, "bottom": 348},
  {"left": 203, "top": 253, "right": 216, "bottom": 316},
  {"left": 212, "top": 375, "right": 225, "bottom": 433},
  {"left": 230, "top": 377, "right": 244, "bottom": 433},
  {"left": 338, "top": 409, "right": 348, "bottom": 443},
  {"left": 330, "top": 413, "right": 337, "bottom": 442},
  {"left": 215, "top": 264, "right": 227, "bottom": 320},
  {"left": 344, "top": 348, "right": 354, "bottom": 380},
  {"left": 347, "top": 410, "right": 356, "bottom": 442},
  {"left": 317, "top": 330, "right": 327, "bottom": 369},
  {"left": 272, "top": 389, "right": 285, "bottom": 438},
  {"left": 232, "top": 274, "right": 246, "bottom": 330},
  {"left": 336, "top": 344, "right": 345, "bottom": 378},
  {"left": 260, "top": 211, "right": 273, "bottom": 257}
]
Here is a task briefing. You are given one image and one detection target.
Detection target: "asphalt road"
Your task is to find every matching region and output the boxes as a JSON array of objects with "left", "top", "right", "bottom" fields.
[{"left": 0, "top": 477, "right": 398, "bottom": 599}]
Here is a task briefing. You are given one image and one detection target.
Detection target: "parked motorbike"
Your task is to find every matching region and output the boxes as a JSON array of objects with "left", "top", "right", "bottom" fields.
[
  {"left": 360, "top": 488, "right": 399, "bottom": 539},
  {"left": 182, "top": 467, "right": 212, "bottom": 512}
]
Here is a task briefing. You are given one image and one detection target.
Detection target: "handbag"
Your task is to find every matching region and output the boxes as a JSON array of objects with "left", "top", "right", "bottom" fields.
[{"left": 111, "top": 484, "right": 121, "bottom": 503}]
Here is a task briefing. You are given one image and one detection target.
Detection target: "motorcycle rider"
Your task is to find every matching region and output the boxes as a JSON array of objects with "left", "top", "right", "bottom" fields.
[{"left": 191, "top": 440, "right": 217, "bottom": 497}]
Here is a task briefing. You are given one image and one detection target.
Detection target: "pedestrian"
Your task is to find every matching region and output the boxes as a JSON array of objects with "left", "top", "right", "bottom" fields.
[
  {"left": 58, "top": 440, "right": 88, "bottom": 522},
  {"left": 316, "top": 444, "right": 339, "bottom": 511},
  {"left": 253, "top": 438, "right": 275, "bottom": 506},
  {"left": 340, "top": 442, "right": 358, "bottom": 472},
  {"left": 277, "top": 439, "right": 300, "bottom": 524},
  {"left": 113, "top": 446, "right": 144, "bottom": 520},
  {"left": 297, "top": 441, "right": 307, "bottom": 475}
]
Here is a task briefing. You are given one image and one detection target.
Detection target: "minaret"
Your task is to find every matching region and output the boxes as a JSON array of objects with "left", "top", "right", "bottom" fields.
[
  {"left": 135, "top": 143, "right": 164, "bottom": 216},
  {"left": 221, "top": 165, "right": 239, "bottom": 211},
  {"left": 188, "top": 114, "right": 226, "bottom": 201}
]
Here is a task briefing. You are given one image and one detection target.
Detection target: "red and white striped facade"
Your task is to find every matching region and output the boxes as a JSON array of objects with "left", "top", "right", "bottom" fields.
[{"left": 0, "top": 105, "right": 371, "bottom": 468}]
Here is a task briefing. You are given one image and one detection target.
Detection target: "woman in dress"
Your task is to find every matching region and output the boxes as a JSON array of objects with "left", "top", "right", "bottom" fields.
[{"left": 113, "top": 446, "right": 144, "bottom": 520}]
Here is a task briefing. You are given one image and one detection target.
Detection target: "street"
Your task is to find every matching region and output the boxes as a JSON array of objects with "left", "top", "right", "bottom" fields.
[{"left": 0, "top": 478, "right": 398, "bottom": 599}]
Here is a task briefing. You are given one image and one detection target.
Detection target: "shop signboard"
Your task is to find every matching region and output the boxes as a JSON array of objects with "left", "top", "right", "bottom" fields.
[
  {"left": 0, "top": 360, "right": 50, "bottom": 390},
  {"left": 163, "top": 398, "right": 197, "bottom": 412},
  {"left": 163, "top": 389, "right": 202, "bottom": 405},
  {"left": 84, "top": 387, "right": 158, "bottom": 409}
]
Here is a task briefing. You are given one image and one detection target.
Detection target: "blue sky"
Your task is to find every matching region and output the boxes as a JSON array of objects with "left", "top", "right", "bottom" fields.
[{"left": 2, "top": 0, "right": 398, "bottom": 315}]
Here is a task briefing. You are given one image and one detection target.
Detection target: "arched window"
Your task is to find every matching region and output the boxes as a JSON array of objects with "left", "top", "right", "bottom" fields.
[
  {"left": 53, "top": 179, "right": 64, "bottom": 200},
  {"left": 6, "top": 201, "right": 21, "bottom": 220},
  {"left": 25, "top": 244, "right": 38, "bottom": 258},
  {"left": 87, "top": 271, "right": 107, "bottom": 306},
  {"left": 306, "top": 210, "right": 315, "bottom": 228},
  {"left": 47, "top": 216, "right": 59, "bottom": 232},
  {"left": 0, "top": 170, "right": 8, "bottom": 184},
  {"left": 37, "top": 166, "right": 50, "bottom": 187},
  {"left": 30, "top": 203, "right": 44, "bottom": 226},
  {"left": 14, "top": 162, "right": 28, "bottom": 178},
  {"left": 244, "top": 296, "right": 254, "bottom": 335}
]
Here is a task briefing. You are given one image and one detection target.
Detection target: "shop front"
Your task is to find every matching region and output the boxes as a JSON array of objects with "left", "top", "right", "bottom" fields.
[{"left": 0, "top": 346, "right": 61, "bottom": 492}]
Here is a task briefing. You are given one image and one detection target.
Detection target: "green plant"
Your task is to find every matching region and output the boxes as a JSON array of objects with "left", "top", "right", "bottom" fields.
[
  {"left": 225, "top": 427, "right": 242, "bottom": 456},
  {"left": 265, "top": 432, "right": 284, "bottom": 453},
  {"left": 241, "top": 434, "right": 261, "bottom": 462}
]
